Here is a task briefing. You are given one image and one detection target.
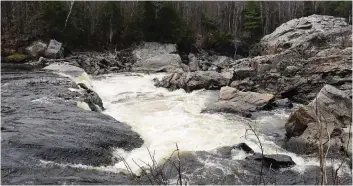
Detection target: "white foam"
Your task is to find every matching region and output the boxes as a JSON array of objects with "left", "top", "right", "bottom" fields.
[{"left": 90, "top": 73, "right": 350, "bottom": 176}]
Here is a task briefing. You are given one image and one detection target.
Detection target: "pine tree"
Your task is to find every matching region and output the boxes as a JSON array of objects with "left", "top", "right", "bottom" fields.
[
  {"left": 242, "top": 1, "right": 262, "bottom": 45},
  {"left": 156, "top": 2, "right": 182, "bottom": 43}
]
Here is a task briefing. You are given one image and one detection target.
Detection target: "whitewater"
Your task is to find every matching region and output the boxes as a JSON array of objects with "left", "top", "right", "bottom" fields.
[{"left": 88, "top": 72, "right": 350, "bottom": 175}]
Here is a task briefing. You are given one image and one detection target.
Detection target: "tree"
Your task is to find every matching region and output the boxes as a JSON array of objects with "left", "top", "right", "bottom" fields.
[
  {"left": 141, "top": 1, "right": 158, "bottom": 42},
  {"left": 242, "top": 1, "right": 262, "bottom": 45},
  {"left": 156, "top": 2, "right": 182, "bottom": 43}
]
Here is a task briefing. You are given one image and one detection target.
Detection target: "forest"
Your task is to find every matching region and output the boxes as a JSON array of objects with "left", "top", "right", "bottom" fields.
[{"left": 1, "top": 1, "right": 352, "bottom": 55}]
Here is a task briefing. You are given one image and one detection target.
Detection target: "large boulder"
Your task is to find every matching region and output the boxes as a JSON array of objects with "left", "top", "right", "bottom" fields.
[
  {"left": 129, "top": 42, "right": 183, "bottom": 72},
  {"left": 44, "top": 39, "right": 64, "bottom": 59},
  {"left": 202, "top": 86, "right": 274, "bottom": 117},
  {"left": 1, "top": 67, "right": 144, "bottom": 184},
  {"left": 132, "top": 42, "right": 177, "bottom": 62},
  {"left": 261, "top": 15, "right": 351, "bottom": 55},
  {"left": 284, "top": 85, "right": 352, "bottom": 156},
  {"left": 132, "top": 54, "right": 182, "bottom": 72},
  {"left": 25, "top": 41, "right": 47, "bottom": 57},
  {"left": 154, "top": 71, "right": 229, "bottom": 92},
  {"left": 227, "top": 15, "right": 352, "bottom": 104}
]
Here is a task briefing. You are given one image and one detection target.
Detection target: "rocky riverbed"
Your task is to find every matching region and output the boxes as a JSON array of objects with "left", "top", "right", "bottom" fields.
[{"left": 1, "top": 14, "right": 352, "bottom": 185}]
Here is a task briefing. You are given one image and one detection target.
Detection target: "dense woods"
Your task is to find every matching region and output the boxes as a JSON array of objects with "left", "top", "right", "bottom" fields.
[{"left": 1, "top": 1, "right": 352, "bottom": 54}]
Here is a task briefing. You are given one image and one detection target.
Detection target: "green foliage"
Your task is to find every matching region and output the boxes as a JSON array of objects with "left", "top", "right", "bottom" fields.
[
  {"left": 42, "top": 1, "right": 88, "bottom": 48},
  {"left": 42, "top": 1, "right": 66, "bottom": 38},
  {"left": 242, "top": 1, "right": 262, "bottom": 44},
  {"left": 316, "top": 1, "right": 352, "bottom": 24},
  {"left": 201, "top": 13, "right": 218, "bottom": 33},
  {"left": 156, "top": 3, "right": 182, "bottom": 43},
  {"left": 6, "top": 53, "right": 27, "bottom": 62},
  {"left": 177, "top": 22, "right": 195, "bottom": 53},
  {"left": 203, "top": 31, "right": 233, "bottom": 49}
]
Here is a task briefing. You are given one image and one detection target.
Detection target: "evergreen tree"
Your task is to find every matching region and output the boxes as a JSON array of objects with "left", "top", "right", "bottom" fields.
[
  {"left": 156, "top": 2, "right": 182, "bottom": 43},
  {"left": 242, "top": 1, "right": 262, "bottom": 44}
]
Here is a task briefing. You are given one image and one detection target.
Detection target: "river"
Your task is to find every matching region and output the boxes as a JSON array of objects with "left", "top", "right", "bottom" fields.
[{"left": 91, "top": 72, "right": 350, "bottom": 178}]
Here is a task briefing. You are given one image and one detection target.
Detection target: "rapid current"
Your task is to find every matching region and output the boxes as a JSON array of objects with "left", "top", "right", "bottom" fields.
[{"left": 88, "top": 73, "right": 350, "bottom": 176}]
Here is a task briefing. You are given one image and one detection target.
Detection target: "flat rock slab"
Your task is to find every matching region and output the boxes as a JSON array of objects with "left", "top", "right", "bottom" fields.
[
  {"left": 1, "top": 66, "right": 143, "bottom": 184},
  {"left": 202, "top": 86, "right": 274, "bottom": 117}
]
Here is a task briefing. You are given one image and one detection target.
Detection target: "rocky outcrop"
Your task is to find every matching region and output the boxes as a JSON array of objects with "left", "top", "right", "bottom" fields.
[
  {"left": 44, "top": 39, "right": 64, "bottom": 59},
  {"left": 284, "top": 85, "right": 352, "bottom": 156},
  {"left": 26, "top": 41, "right": 47, "bottom": 57},
  {"left": 43, "top": 63, "right": 107, "bottom": 112},
  {"left": 261, "top": 15, "right": 351, "bottom": 55},
  {"left": 202, "top": 86, "right": 274, "bottom": 117},
  {"left": 154, "top": 71, "right": 229, "bottom": 92},
  {"left": 227, "top": 15, "right": 352, "bottom": 104},
  {"left": 1, "top": 65, "right": 143, "bottom": 173}
]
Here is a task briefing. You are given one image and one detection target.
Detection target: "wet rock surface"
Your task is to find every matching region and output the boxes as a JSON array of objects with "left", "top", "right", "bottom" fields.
[
  {"left": 154, "top": 146, "right": 352, "bottom": 185},
  {"left": 1, "top": 64, "right": 143, "bottom": 184}
]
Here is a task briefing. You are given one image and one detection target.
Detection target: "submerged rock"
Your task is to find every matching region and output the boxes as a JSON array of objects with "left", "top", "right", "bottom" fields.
[
  {"left": 284, "top": 84, "right": 352, "bottom": 156},
  {"left": 246, "top": 153, "right": 295, "bottom": 169},
  {"left": 234, "top": 143, "right": 255, "bottom": 154},
  {"left": 149, "top": 148, "right": 351, "bottom": 185}
]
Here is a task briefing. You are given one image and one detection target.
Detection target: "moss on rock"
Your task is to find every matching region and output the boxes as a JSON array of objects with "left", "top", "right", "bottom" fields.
[{"left": 5, "top": 53, "right": 27, "bottom": 62}]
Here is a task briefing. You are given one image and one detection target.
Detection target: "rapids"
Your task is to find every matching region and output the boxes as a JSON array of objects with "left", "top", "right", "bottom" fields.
[{"left": 91, "top": 73, "right": 351, "bottom": 176}]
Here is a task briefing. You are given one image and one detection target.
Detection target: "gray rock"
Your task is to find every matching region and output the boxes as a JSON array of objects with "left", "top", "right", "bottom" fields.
[
  {"left": 188, "top": 53, "right": 199, "bottom": 72},
  {"left": 261, "top": 15, "right": 351, "bottom": 54},
  {"left": 246, "top": 153, "right": 296, "bottom": 169},
  {"left": 273, "top": 98, "right": 293, "bottom": 108},
  {"left": 284, "top": 85, "right": 352, "bottom": 155},
  {"left": 232, "top": 67, "right": 254, "bottom": 80},
  {"left": 44, "top": 39, "right": 64, "bottom": 59},
  {"left": 25, "top": 41, "right": 47, "bottom": 57},
  {"left": 284, "top": 65, "right": 299, "bottom": 76},
  {"left": 154, "top": 71, "right": 229, "bottom": 92},
  {"left": 234, "top": 143, "right": 254, "bottom": 154},
  {"left": 132, "top": 54, "right": 182, "bottom": 72},
  {"left": 1, "top": 67, "right": 143, "bottom": 184},
  {"left": 152, "top": 148, "right": 350, "bottom": 185},
  {"left": 132, "top": 42, "right": 177, "bottom": 62},
  {"left": 202, "top": 86, "right": 274, "bottom": 117}
]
